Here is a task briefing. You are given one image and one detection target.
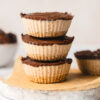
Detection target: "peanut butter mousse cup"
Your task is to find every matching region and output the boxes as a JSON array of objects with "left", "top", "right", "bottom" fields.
[
  {"left": 22, "top": 34, "right": 74, "bottom": 61},
  {"left": 21, "top": 57, "right": 72, "bottom": 84},
  {"left": 20, "top": 12, "right": 73, "bottom": 38},
  {"left": 74, "top": 49, "right": 100, "bottom": 75}
]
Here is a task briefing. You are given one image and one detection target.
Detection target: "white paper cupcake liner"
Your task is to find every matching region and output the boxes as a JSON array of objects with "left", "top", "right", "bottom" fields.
[
  {"left": 22, "top": 18, "right": 72, "bottom": 37},
  {"left": 76, "top": 58, "right": 100, "bottom": 75},
  {"left": 22, "top": 62, "right": 71, "bottom": 84},
  {"left": 23, "top": 42, "right": 72, "bottom": 61}
]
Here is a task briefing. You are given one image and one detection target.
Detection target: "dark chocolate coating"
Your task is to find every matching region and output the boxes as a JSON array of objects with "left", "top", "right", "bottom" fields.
[
  {"left": 74, "top": 49, "right": 100, "bottom": 59},
  {"left": 22, "top": 57, "right": 72, "bottom": 67},
  {"left": 0, "top": 30, "right": 17, "bottom": 44},
  {"left": 20, "top": 12, "right": 73, "bottom": 20},
  {"left": 22, "top": 34, "right": 74, "bottom": 45}
]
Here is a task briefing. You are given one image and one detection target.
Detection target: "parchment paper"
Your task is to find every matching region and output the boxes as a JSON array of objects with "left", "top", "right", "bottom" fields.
[{"left": 3, "top": 56, "right": 100, "bottom": 91}]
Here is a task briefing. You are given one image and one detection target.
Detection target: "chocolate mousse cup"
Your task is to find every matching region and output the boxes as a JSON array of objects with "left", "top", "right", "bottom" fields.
[
  {"left": 22, "top": 34, "right": 74, "bottom": 61},
  {"left": 74, "top": 50, "right": 100, "bottom": 75},
  {"left": 20, "top": 12, "right": 73, "bottom": 38},
  {"left": 22, "top": 57, "right": 72, "bottom": 84}
]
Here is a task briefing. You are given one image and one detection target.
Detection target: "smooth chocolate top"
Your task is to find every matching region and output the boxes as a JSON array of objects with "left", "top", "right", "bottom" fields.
[
  {"left": 22, "top": 57, "right": 72, "bottom": 67},
  {"left": 22, "top": 34, "right": 74, "bottom": 45},
  {"left": 20, "top": 12, "right": 73, "bottom": 20},
  {"left": 0, "top": 29, "right": 17, "bottom": 44},
  {"left": 74, "top": 49, "right": 100, "bottom": 59}
]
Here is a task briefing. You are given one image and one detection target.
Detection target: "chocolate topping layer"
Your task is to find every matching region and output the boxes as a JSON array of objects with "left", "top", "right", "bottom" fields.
[
  {"left": 20, "top": 12, "right": 73, "bottom": 20},
  {"left": 0, "top": 29, "right": 5, "bottom": 34},
  {"left": 22, "top": 57, "right": 72, "bottom": 67},
  {"left": 74, "top": 49, "right": 100, "bottom": 59},
  {"left": 7, "top": 33, "right": 17, "bottom": 43},
  {"left": 0, "top": 30, "right": 9, "bottom": 43},
  {"left": 0, "top": 30, "right": 17, "bottom": 44},
  {"left": 22, "top": 34, "right": 74, "bottom": 45}
]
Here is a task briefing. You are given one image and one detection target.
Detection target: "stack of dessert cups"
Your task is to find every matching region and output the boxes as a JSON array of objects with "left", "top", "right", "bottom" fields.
[{"left": 20, "top": 12, "right": 74, "bottom": 84}]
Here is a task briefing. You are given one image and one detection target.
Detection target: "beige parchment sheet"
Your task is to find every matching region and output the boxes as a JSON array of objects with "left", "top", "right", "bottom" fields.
[{"left": 2, "top": 56, "right": 100, "bottom": 91}]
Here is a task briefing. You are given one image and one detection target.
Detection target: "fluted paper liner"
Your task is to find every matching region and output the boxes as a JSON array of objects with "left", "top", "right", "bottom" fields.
[
  {"left": 23, "top": 62, "right": 70, "bottom": 84},
  {"left": 2, "top": 56, "right": 100, "bottom": 91},
  {"left": 22, "top": 18, "right": 72, "bottom": 37},
  {"left": 76, "top": 58, "right": 100, "bottom": 75},
  {"left": 23, "top": 42, "right": 72, "bottom": 61}
]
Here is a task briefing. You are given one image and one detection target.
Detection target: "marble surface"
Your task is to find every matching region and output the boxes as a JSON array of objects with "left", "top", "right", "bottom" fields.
[
  {"left": 0, "top": 63, "right": 13, "bottom": 100},
  {"left": 0, "top": 80, "right": 100, "bottom": 100}
]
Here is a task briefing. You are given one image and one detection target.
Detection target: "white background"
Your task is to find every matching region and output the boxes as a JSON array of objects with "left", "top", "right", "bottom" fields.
[{"left": 0, "top": 0, "right": 100, "bottom": 46}]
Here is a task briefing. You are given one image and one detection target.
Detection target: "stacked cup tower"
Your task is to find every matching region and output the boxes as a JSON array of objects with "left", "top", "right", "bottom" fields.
[{"left": 20, "top": 12, "right": 74, "bottom": 84}]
